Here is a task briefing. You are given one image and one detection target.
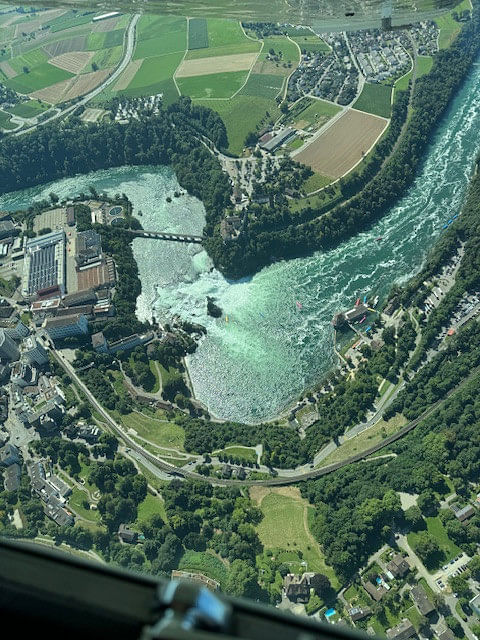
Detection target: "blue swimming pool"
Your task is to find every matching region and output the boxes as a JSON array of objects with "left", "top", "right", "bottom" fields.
[{"left": 325, "top": 608, "right": 336, "bottom": 618}]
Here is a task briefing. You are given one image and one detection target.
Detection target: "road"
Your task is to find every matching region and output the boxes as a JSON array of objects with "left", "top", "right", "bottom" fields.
[{"left": 14, "top": 14, "right": 140, "bottom": 138}]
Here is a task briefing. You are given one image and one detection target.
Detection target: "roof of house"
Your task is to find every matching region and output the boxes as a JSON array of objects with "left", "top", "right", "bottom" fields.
[
  {"left": 363, "top": 581, "right": 387, "bottom": 601},
  {"left": 454, "top": 505, "right": 475, "bottom": 521},
  {"left": 410, "top": 585, "right": 435, "bottom": 615},
  {"left": 4, "top": 462, "right": 21, "bottom": 491},
  {"left": 349, "top": 607, "right": 372, "bottom": 622},
  {"left": 62, "top": 289, "right": 97, "bottom": 307},
  {"left": 437, "top": 629, "right": 455, "bottom": 640},
  {"left": 386, "top": 619, "right": 416, "bottom": 640},
  {"left": 91, "top": 331, "right": 107, "bottom": 348},
  {"left": 118, "top": 523, "right": 137, "bottom": 543},
  {"left": 387, "top": 554, "right": 410, "bottom": 576}
]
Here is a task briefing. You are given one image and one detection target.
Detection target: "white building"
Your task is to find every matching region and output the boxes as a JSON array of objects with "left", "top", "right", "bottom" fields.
[{"left": 22, "top": 230, "right": 66, "bottom": 298}]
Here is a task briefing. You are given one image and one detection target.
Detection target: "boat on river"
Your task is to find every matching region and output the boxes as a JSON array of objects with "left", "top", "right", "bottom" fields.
[{"left": 359, "top": 315, "right": 366, "bottom": 324}]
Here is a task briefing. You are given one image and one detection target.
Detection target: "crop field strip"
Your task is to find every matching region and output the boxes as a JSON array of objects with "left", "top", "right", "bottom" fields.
[
  {"left": 49, "top": 51, "right": 94, "bottom": 74},
  {"left": 188, "top": 17, "right": 208, "bottom": 50},
  {"left": 353, "top": 82, "right": 393, "bottom": 119},
  {"left": 295, "top": 109, "right": 389, "bottom": 179},
  {"left": 176, "top": 52, "right": 258, "bottom": 77}
]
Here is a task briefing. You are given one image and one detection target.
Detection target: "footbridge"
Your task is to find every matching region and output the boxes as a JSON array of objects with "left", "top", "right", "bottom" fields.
[{"left": 128, "top": 230, "right": 204, "bottom": 244}]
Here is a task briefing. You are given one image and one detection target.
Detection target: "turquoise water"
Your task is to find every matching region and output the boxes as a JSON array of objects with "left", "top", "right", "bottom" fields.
[{"left": 1, "top": 63, "right": 480, "bottom": 423}]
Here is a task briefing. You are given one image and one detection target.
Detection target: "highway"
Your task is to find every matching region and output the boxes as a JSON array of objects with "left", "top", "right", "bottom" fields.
[
  {"left": 14, "top": 14, "right": 140, "bottom": 138},
  {"left": 50, "top": 347, "right": 480, "bottom": 488}
]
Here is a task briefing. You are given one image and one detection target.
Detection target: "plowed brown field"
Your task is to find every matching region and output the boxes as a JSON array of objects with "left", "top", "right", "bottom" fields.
[{"left": 295, "top": 109, "right": 388, "bottom": 179}]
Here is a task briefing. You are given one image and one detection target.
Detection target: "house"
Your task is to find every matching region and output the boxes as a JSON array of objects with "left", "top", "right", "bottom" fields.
[
  {"left": 43, "top": 495, "right": 74, "bottom": 526},
  {"left": 232, "top": 467, "right": 246, "bottom": 480},
  {"left": 118, "top": 523, "right": 137, "bottom": 544},
  {"left": 469, "top": 593, "right": 480, "bottom": 617},
  {"left": 386, "top": 554, "right": 410, "bottom": 578},
  {"left": 259, "top": 127, "right": 296, "bottom": 152},
  {"left": 220, "top": 216, "right": 242, "bottom": 241},
  {"left": 410, "top": 585, "right": 435, "bottom": 616},
  {"left": 452, "top": 504, "right": 475, "bottom": 523},
  {"left": 221, "top": 464, "right": 232, "bottom": 479},
  {"left": 108, "top": 332, "right": 153, "bottom": 354},
  {"left": 0, "top": 443, "right": 21, "bottom": 467},
  {"left": 386, "top": 619, "right": 416, "bottom": 640},
  {"left": 437, "top": 628, "right": 455, "bottom": 640},
  {"left": 4, "top": 462, "right": 21, "bottom": 492},
  {"left": 283, "top": 572, "right": 315, "bottom": 603},
  {"left": 363, "top": 580, "right": 387, "bottom": 602},
  {"left": 349, "top": 607, "right": 372, "bottom": 622}
]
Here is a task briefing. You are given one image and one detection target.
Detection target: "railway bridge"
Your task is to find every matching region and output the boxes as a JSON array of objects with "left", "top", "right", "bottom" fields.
[{"left": 128, "top": 230, "right": 204, "bottom": 244}]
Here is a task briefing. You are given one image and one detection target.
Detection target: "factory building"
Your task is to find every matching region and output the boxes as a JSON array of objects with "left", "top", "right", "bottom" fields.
[{"left": 22, "top": 230, "right": 66, "bottom": 298}]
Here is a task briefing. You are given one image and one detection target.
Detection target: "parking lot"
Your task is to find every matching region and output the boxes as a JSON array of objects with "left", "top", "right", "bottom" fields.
[{"left": 434, "top": 552, "right": 469, "bottom": 590}]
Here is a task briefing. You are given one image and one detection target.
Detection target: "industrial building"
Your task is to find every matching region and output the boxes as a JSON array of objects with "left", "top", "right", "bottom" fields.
[
  {"left": 259, "top": 128, "right": 296, "bottom": 152},
  {"left": 22, "top": 230, "right": 66, "bottom": 298},
  {"left": 44, "top": 313, "right": 89, "bottom": 341}
]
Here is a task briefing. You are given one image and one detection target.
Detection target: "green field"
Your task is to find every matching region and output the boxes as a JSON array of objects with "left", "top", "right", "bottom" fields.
[
  {"left": 196, "top": 94, "right": 279, "bottom": 154},
  {"left": 407, "top": 515, "right": 461, "bottom": 569},
  {"left": 253, "top": 488, "right": 339, "bottom": 587},
  {"left": 8, "top": 48, "right": 49, "bottom": 74},
  {"left": 89, "top": 45, "right": 123, "bottom": 71},
  {"left": 395, "top": 69, "right": 412, "bottom": 93},
  {"left": 5, "top": 98, "right": 48, "bottom": 118},
  {"left": 239, "top": 72, "right": 283, "bottom": 99},
  {"left": 417, "top": 55, "right": 433, "bottom": 78},
  {"left": 258, "top": 35, "right": 299, "bottom": 66},
  {"left": 353, "top": 82, "right": 392, "bottom": 118},
  {"left": 291, "top": 35, "right": 330, "bottom": 53},
  {"left": 188, "top": 17, "right": 208, "bottom": 50},
  {"left": 48, "top": 12, "right": 96, "bottom": 34},
  {"left": 5, "top": 62, "right": 74, "bottom": 93},
  {"left": 69, "top": 486, "right": 101, "bottom": 523},
  {"left": 121, "top": 51, "right": 183, "bottom": 102},
  {"left": 287, "top": 96, "right": 341, "bottom": 130},
  {"left": 302, "top": 172, "right": 332, "bottom": 193},
  {"left": 120, "top": 410, "right": 185, "bottom": 450},
  {"left": 178, "top": 550, "right": 228, "bottom": 587},
  {"left": 215, "top": 445, "right": 257, "bottom": 463},
  {"left": 87, "top": 29, "right": 125, "bottom": 51},
  {"left": 186, "top": 18, "right": 260, "bottom": 60},
  {"left": 0, "top": 110, "right": 17, "bottom": 130},
  {"left": 178, "top": 70, "right": 248, "bottom": 99},
  {"left": 133, "top": 15, "right": 186, "bottom": 60}
]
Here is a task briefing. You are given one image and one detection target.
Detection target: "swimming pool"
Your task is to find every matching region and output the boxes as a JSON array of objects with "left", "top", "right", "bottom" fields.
[{"left": 325, "top": 608, "right": 336, "bottom": 618}]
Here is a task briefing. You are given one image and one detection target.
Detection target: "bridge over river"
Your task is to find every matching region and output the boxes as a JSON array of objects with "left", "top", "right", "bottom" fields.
[{"left": 128, "top": 230, "right": 204, "bottom": 243}]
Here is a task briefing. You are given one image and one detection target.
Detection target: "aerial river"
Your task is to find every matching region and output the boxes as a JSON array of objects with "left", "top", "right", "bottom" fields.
[{"left": 2, "top": 63, "right": 480, "bottom": 423}]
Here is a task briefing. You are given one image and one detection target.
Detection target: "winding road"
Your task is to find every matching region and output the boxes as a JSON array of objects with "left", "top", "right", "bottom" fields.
[{"left": 14, "top": 13, "right": 140, "bottom": 138}]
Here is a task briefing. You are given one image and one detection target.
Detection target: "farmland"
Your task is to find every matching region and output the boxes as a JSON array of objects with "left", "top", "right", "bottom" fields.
[
  {"left": 5, "top": 98, "right": 48, "bottom": 118},
  {"left": 185, "top": 18, "right": 260, "bottom": 60},
  {"left": 176, "top": 52, "right": 257, "bottom": 77},
  {"left": 284, "top": 96, "right": 341, "bottom": 131},
  {"left": 295, "top": 109, "right": 388, "bottom": 179},
  {"left": 177, "top": 70, "right": 248, "bottom": 99},
  {"left": 188, "top": 17, "right": 208, "bottom": 50},
  {"left": 118, "top": 52, "right": 182, "bottom": 102},
  {"left": 0, "top": 9, "right": 129, "bottom": 103},
  {"left": 353, "top": 82, "right": 392, "bottom": 118},
  {"left": 290, "top": 34, "right": 330, "bottom": 54}
]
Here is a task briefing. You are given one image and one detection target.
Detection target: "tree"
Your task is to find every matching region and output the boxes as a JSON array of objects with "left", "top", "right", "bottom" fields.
[
  {"left": 404, "top": 505, "right": 424, "bottom": 530},
  {"left": 449, "top": 576, "right": 472, "bottom": 599},
  {"left": 413, "top": 531, "right": 440, "bottom": 567},
  {"left": 468, "top": 555, "right": 480, "bottom": 581},
  {"left": 417, "top": 490, "right": 439, "bottom": 517},
  {"left": 445, "top": 615, "right": 463, "bottom": 638},
  {"left": 225, "top": 559, "right": 258, "bottom": 598},
  {"left": 310, "top": 573, "right": 331, "bottom": 598}
]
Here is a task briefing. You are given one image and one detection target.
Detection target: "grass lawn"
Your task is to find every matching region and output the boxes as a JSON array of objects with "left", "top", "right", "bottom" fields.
[
  {"left": 206, "top": 18, "right": 250, "bottom": 48},
  {"left": 6, "top": 99, "right": 48, "bottom": 118},
  {"left": 0, "top": 110, "right": 17, "bottom": 130},
  {"left": 5, "top": 63, "right": 74, "bottom": 93},
  {"left": 302, "top": 172, "right": 332, "bottom": 193},
  {"left": 287, "top": 137, "right": 304, "bottom": 151},
  {"left": 196, "top": 94, "right": 280, "bottom": 155},
  {"left": 258, "top": 36, "right": 300, "bottom": 67},
  {"left": 291, "top": 35, "right": 330, "bottom": 53},
  {"left": 136, "top": 492, "right": 166, "bottom": 524},
  {"left": 318, "top": 413, "right": 407, "bottom": 467},
  {"left": 416, "top": 55, "right": 433, "bottom": 78},
  {"left": 69, "top": 486, "right": 100, "bottom": 522},
  {"left": 178, "top": 550, "right": 228, "bottom": 588},
  {"left": 353, "top": 82, "right": 392, "bottom": 119},
  {"left": 435, "top": 12, "right": 462, "bottom": 49},
  {"left": 252, "top": 487, "right": 339, "bottom": 587},
  {"left": 395, "top": 69, "right": 412, "bottom": 93},
  {"left": 177, "top": 70, "right": 248, "bottom": 99},
  {"left": 215, "top": 445, "right": 257, "bottom": 463},
  {"left": 408, "top": 516, "right": 461, "bottom": 569},
  {"left": 120, "top": 410, "right": 185, "bottom": 450}
]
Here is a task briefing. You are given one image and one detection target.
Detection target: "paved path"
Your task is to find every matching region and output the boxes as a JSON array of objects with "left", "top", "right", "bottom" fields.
[{"left": 14, "top": 14, "right": 140, "bottom": 138}]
